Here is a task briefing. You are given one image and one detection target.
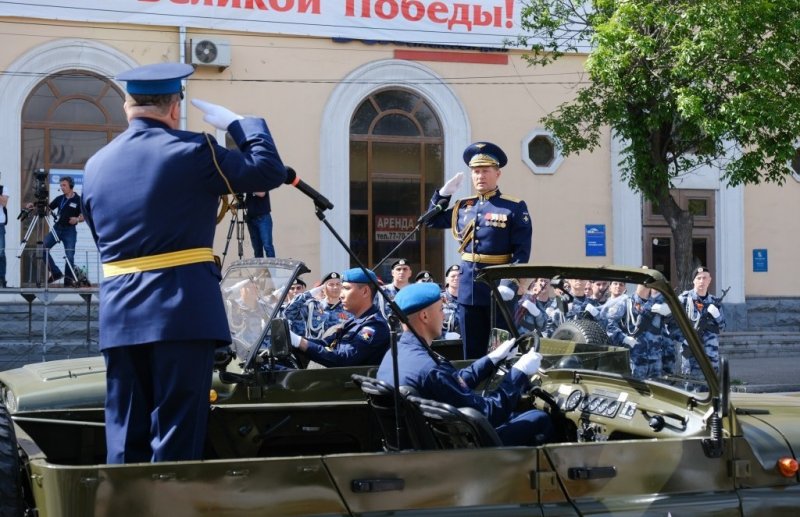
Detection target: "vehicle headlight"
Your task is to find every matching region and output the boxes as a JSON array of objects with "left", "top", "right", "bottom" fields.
[{"left": 2, "top": 386, "right": 17, "bottom": 413}]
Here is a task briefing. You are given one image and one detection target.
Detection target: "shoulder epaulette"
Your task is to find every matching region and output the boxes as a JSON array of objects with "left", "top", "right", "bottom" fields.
[{"left": 499, "top": 194, "right": 522, "bottom": 203}]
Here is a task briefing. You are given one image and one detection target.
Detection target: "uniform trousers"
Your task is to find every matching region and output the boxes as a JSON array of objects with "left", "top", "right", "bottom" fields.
[
  {"left": 103, "top": 340, "right": 216, "bottom": 464},
  {"left": 458, "top": 304, "right": 510, "bottom": 360}
]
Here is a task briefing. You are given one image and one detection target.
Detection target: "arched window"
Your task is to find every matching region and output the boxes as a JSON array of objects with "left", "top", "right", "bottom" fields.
[
  {"left": 349, "top": 89, "right": 444, "bottom": 282},
  {"left": 20, "top": 70, "right": 126, "bottom": 286}
]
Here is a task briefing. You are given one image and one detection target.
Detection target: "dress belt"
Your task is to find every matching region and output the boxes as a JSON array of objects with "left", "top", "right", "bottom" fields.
[
  {"left": 102, "top": 247, "right": 215, "bottom": 278},
  {"left": 460, "top": 253, "right": 512, "bottom": 265}
]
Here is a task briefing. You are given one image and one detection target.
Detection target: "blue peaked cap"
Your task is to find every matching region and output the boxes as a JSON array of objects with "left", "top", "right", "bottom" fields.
[
  {"left": 342, "top": 267, "right": 378, "bottom": 284},
  {"left": 117, "top": 63, "right": 194, "bottom": 95},
  {"left": 394, "top": 283, "right": 441, "bottom": 315},
  {"left": 463, "top": 141, "right": 508, "bottom": 168}
]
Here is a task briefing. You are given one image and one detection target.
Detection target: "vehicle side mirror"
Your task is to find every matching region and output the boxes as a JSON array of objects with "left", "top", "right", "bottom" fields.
[{"left": 270, "top": 318, "right": 291, "bottom": 360}]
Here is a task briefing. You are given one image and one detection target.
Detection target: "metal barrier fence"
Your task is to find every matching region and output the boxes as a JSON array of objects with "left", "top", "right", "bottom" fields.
[{"left": 12, "top": 245, "right": 103, "bottom": 288}]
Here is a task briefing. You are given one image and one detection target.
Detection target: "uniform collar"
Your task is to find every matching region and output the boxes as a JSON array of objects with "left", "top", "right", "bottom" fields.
[
  {"left": 129, "top": 117, "right": 173, "bottom": 131},
  {"left": 477, "top": 188, "right": 499, "bottom": 202}
]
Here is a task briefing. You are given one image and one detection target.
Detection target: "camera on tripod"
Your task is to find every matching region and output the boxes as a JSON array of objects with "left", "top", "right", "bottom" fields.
[{"left": 18, "top": 168, "right": 50, "bottom": 221}]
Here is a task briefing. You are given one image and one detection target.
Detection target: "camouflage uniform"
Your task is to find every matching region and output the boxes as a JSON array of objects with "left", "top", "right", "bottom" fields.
[
  {"left": 284, "top": 291, "right": 351, "bottom": 339},
  {"left": 441, "top": 289, "right": 460, "bottom": 337},
  {"left": 514, "top": 295, "right": 555, "bottom": 337},
  {"left": 605, "top": 293, "right": 664, "bottom": 379},
  {"left": 677, "top": 290, "right": 726, "bottom": 377}
]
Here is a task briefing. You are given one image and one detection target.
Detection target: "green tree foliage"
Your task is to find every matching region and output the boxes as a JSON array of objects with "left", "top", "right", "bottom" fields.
[{"left": 518, "top": 0, "right": 800, "bottom": 288}]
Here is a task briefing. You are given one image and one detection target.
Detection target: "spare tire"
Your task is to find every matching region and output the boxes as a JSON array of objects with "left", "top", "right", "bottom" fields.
[
  {"left": 551, "top": 319, "right": 610, "bottom": 346},
  {"left": 0, "top": 402, "right": 24, "bottom": 517}
]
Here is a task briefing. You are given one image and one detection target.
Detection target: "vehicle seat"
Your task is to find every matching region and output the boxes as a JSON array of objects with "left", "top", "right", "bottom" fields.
[
  {"left": 351, "top": 374, "right": 436, "bottom": 451},
  {"left": 404, "top": 395, "right": 503, "bottom": 449}
]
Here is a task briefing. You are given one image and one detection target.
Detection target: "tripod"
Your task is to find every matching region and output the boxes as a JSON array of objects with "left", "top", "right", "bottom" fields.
[
  {"left": 219, "top": 194, "right": 248, "bottom": 268},
  {"left": 19, "top": 206, "right": 80, "bottom": 287}
]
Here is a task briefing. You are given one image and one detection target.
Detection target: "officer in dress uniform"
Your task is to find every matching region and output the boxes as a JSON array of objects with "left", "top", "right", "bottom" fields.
[
  {"left": 676, "top": 267, "right": 726, "bottom": 377},
  {"left": 377, "top": 283, "right": 552, "bottom": 446},
  {"left": 82, "top": 63, "right": 287, "bottom": 464},
  {"left": 288, "top": 268, "right": 390, "bottom": 367},
  {"left": 284, "top": 271, "right": 351, "bottom": 339},
  {"left": 426, "top": 142, "right": 532, "bottom": 359}
]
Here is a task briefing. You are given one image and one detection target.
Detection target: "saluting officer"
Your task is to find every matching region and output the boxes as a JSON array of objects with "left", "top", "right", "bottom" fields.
[
  {"left": 82, "top": 63, "right": 287, "bottom": 464},
  {"left": 426, "top": 142, "right": 532, "bottom": 359}
]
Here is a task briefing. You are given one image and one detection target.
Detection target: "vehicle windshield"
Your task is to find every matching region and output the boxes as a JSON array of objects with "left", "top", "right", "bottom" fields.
[
  {"left": 483, "top": 265, "right": 713, "bottom": 396},
  {"left": 220, "top": 258, "right": 307, "bottom": 366}
]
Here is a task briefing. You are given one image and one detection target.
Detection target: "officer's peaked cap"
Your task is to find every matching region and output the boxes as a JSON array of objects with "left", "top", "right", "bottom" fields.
[
  {"left": 395, "top": 283, "right": 441, "bottom": 315},
  {"left": 463, "top": 141, "right": 507, "bottom": 168},
  {"left": 342, "top": 268, "right": 378, "bottom": 285},
  {"left": 117, "top": 63, "right": 194, "bottom": 95}
]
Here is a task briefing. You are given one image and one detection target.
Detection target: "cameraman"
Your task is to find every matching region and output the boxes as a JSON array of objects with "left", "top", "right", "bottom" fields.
[
  {"left": 27, "top": 176, "right": 83, "bottom": 285},
  {"left": 245, "top": 191, "right": 275, "bottom": 258},
  {"left": 0, "top": 186, "right": 7, "bottom": 288}
]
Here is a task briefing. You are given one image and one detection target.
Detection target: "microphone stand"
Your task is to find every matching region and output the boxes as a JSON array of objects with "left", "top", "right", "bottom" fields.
[{"left": 313, "top": 200, "right": 428, "bottom": 452}]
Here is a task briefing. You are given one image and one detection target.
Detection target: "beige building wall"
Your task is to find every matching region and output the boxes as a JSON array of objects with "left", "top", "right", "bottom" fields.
[
  {"left": 744, "top": 181, "right": 800, "bottom": 296},
  {"left": 0, "top": 17, "right": 797, "bottom": 300}
]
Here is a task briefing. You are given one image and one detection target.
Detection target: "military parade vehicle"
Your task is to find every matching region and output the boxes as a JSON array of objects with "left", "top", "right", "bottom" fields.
[{"left": 1, "top": 260, "right": 798, "bottom": 516}]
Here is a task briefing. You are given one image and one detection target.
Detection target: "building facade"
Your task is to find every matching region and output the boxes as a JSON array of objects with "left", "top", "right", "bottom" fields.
[{"left": 1, "top": 4, "right": 798, "bottom": 330}]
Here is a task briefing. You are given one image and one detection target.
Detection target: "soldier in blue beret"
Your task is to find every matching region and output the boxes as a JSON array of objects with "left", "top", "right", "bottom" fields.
[
  {"left": 82, "top": 62, "right": 287, "bottom": 463},
  {"left": 288, "top": 267, "right": 390, "bottom": 367},
  {"left": 425, "top": 142, "right": 532, "bottom": 359},
  {"left": 377, "top": 283, "right": 552, "bottom": 446}
]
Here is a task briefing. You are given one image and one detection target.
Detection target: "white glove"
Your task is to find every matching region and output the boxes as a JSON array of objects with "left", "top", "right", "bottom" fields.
[
  {"left": 487, "top": 338, "right": 517, "bottom": 365},
  {"left": 289, "top": 331, "right": 302, "bottom": 348},
  {"left": 545, "top": 307, "right": 556, "bottom": 318},
  {"left": 521, "top": 299, "right": 541, "bottom": 317},
  {"left": 438, "top": 172, "right": 464, "bottom": 196},
  {"left": 584, "top": 304, "right": 600, "bottom": 317},
  {"left": 309, "top": 285, "right": 325, "bottom": 299},
  {"left": 651, "top": 303, "right": 671, "bottom": 316},
  {"left": 622, "top": 335, "right": 637, "bottom": 347},
  {"left": 511, "top": 349, "right": 542, "bottom": 376},
  {"left": 444, "top": 331, "right": 461, "bottom": 340},
  {"left": 707, "top": 304, "right": 720, "bottom": 319},
  {"left": 191, "top": 99, "right": 244, "bottom": 130},
  {"left": 498, "top": 285, "right": 515, "bottom": 301}
]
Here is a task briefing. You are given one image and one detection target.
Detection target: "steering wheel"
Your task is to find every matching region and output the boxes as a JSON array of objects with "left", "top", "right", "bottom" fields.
[{"left": 480, "top": 331, "right": 541, "bottom": 396}]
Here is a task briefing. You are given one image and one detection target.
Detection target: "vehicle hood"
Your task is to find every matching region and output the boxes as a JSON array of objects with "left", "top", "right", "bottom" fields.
[
  {"left": 0, "top": 356, "right": 107, "bottom": 413},
  {"left": 731, "top": 392, "right": 800, "bottom": 468}
]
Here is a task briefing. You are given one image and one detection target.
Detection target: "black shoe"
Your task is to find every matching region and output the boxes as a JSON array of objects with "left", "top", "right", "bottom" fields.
[
  {"left": 48, "top": 272, "right": 64, "bottom": 284},
  {"left": 0, "top": 279, "right": 7, "bottom": 288}
]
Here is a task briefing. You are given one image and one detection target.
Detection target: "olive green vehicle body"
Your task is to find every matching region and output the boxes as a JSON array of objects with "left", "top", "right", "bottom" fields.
[{"left": 2, "top": 263, "right": 799, "bottom": 516}]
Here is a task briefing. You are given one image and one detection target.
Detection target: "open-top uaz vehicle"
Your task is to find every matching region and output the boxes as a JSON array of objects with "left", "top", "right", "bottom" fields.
[{"left": 1, "top": 260, "right": 799, "bottom": 516}]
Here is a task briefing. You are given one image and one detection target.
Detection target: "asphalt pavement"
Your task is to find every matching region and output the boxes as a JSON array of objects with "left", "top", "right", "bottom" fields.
[{"left": 726, "top": 354, "right": 800, "bottom": 393}]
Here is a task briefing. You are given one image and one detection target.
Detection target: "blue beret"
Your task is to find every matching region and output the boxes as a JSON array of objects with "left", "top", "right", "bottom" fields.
[
  {"left": 342, "top": 267, "right": 378, "bottom": 284},
  {"left": 394, "top": 283, "right": 442, "bottom": 315},
  {"left": 463, "top": 141, "right": 507, "bottom": 168},
  {"left": 117, "top": 63, "right": 194, "bottom": 95}
]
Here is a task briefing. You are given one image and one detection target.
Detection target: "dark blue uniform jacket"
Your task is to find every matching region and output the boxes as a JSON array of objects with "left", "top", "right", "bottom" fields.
[
  {"left": 83, "top": 117, "right": 285, "bottom": 349},
  {"left": 427, "top": 189, "right": 531, "bottom": 306},
  {"left": 377, "top": 331, "right": 530, "bottom": 427},
  {"left": 304, "top": 305, "right": 390, "bottom": 367}
]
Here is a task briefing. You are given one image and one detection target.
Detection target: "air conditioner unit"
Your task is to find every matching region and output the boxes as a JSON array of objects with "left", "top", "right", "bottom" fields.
[{"left": 189, "top": 37, "right": 231, "bottom": 70}]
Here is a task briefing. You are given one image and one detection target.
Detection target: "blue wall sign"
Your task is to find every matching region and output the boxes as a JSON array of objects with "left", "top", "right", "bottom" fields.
[
  {"left": 752, "top": 249, "right": 768, "bottom": 272},
  {"left": 585, "top": 224, "right": 606, "bottom": 257}
]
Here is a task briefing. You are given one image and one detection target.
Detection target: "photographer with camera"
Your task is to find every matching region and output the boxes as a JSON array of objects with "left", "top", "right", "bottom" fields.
[
  {"left": 25, "top": 175, "right": 83, "bottom": 286},
  {"left": 0, "top": 180, "right": 8, "bottom": 288}
]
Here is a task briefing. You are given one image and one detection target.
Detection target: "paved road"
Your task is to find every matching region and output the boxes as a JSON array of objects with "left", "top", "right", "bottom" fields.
[{"left": 726, "top": 354, "right": 800, "bottom": 392}]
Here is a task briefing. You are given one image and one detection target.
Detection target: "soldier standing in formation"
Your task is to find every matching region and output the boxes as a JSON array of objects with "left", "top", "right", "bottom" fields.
[
  {"left": 441, "top": 264, "right": 461, "bottom": 338},
  {"left": 677, "top": 267, "right": 726, "bottom": 376},
  {"left": 284, "top": 271, "right": 351, "bottom": 339},
  {"left": 426, "top": 142, "right": 532, "bottom": 359}
]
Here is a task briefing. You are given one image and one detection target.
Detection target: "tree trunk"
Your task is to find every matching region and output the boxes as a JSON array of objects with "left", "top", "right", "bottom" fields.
[{"left": 655, "top": 190, "right": 695, "bottom": 292}]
